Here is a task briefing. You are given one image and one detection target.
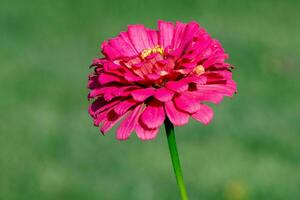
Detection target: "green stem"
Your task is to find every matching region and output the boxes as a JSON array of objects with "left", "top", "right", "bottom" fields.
[{"left": 164, "top": 118, "right": 189, "bottom": 200}]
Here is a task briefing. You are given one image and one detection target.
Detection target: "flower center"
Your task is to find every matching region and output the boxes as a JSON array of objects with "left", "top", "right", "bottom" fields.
[{"left": 140, "top": 45, "right": 164, "bottom": 59}]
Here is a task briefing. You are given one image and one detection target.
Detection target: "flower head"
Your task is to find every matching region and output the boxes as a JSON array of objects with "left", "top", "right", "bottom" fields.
[{"left": 88, "top": 20, "right": 236, "bottom": 140}]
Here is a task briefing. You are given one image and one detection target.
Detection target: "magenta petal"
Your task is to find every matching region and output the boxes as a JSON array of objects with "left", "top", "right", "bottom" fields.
[
  {"left": 119, "top": 32, "right": 138, "bottom": 53},
  {"left": 153, "top": 88, "right": 174, "bottom": 102},
  {"left": 166, "top": 81, "right": 188, "bottom": 93},
  {"left": 197, "top": 81, "right": 236, "bottom": 97},
  {"left": 128, "top": 25, "right": 154, "bottom": 52},
  {"left": 114, "top": 99, "right": 138, "bottom": 115},
  {"left": 101, "top": 41, "right": 122, "bottom": 60},
  {"left": 88, "top": 86, "right": 122, "bottom": 100},
  {"left": 147, "top": 29, "right": 158, "bottom": 46},
  {"left": 174, "top": 94, "right": 201, "bottom": 113},
  {"left": 98, "top": 73, "right": 125, "bottom": 84},
  {"left": 100, "top": 110, "right": 123, "bottom": 134},
  {"left": 116, "top": 105, "right": 143, "bottom": 140},
  {"left": 172, "top": 21, "right": 187, "bottom": 50},
  {"left": 124, "top": 72, "right": 143, "bottom": 82},
  {"left": 131, "top": 88, "right": 154, "bottom": 102},
  {"left": 165, "top": 101, "right": 189, "bottom": 126},
  {"left": 140, "top": 100, "right": 165, "bottom": 129},
  {"left": 135, "top": 121, "right": 159, "bottom": 140},
  {"left": 187, "top": 91, "right": 224, "bottom": 104},
  {"left": 191, "top": 104, "right": 214, "bottom": 125},
  {"left": 158, "top": 20, "right": 174, "bottom": 48},
  {"left": 109, "top": 36, "right": 138, "bottom": 57}
]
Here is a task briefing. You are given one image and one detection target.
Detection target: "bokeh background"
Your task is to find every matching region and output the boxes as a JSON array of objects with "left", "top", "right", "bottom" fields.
[{"left": 1, "top": 0, "right": 299, "bottom": 199}]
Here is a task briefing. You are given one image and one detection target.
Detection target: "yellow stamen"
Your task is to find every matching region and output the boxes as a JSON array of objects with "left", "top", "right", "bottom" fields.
[
  {"left": 159, "top": 70, "right": 168, "bottom": 76},
  {"left": 194, "top": 65, "right": 205, "bottom": 75},
  {"left": 141, "top": 45, "right": 164, "bottom": 59}
]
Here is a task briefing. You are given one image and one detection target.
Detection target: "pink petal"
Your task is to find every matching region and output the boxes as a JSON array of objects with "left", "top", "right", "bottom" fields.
[
  {"left": 109, "top": 36, "right": 138, "bottom": 57},
  {"left": 197, "top": 81, "right": 236, "bottom": 97},
  {"left": 145, "top": 73, "right": 160, "bottom": 81},
  {"left": 88, "top": 98, "right": 106, "bottom": 117},
  {"left": 128, "top": 25, "right": 154, "bottom": 52},
  {"left": 92, "top": 99, "right": 120, "bottom": 117},
  {"left": 116, "top": 105, "right": 143, "bottom": 140},
  {"left": 147, "top": 29, "right": 158, "bottom": 46},
  {"left": 180, "top": 21, "right": 200, "bottom": 49},
  {"left": 165, "top": 101, "right": 189, "bottom": 126},
  {"left": 172, "top": 21, "right": 187, "bottom": 50},
  {"left": 100, "top": 110, "right": 123, "bottom": 134},
  {"left": 174, "top": 94, "right": 201, "bottom": 113},
  {"left": 119, "top": 32, "right": 138, "bottom": 54},
  {"left": 191, "top": 104, "right": 214, "bottom": 125},
  {"left": 131, "top": 88, "right": 155, "bottom": 102},
  {"left": 140, "top": 100, "right": 165, "bottom": 129},
  {"left": 98, "top": 73, "right": 125, "bottom": 85},
  {"left": 114, "top": 99, "right": 138, "bottom": 115},
  {"left": 153, "top": 88, "right": 174, "bottom": 102},
  {"left": 158, "top": 20, "right": 174, "bottom": 48},
  {"left": 185, "top": 91, "right": 224, "bottom": 104},
  {"left": 124, "top": 72, "right": 143, "bottom": 82},
  {"left": 101, "top": 41, "right": 122, "bottom": 60},
  {"left": 166, "top": 80, "right": 188, "bottom": 93},
  {"left": 88, "top": 86, "right": 119, "bottom": 99},
  {"left": 135, "top": 121, "right": 159, "bottom": 140}
]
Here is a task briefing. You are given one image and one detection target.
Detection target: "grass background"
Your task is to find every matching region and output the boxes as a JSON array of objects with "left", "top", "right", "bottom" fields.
[{"left": 1, "top": 0, "right": 300, "bottom": 199}]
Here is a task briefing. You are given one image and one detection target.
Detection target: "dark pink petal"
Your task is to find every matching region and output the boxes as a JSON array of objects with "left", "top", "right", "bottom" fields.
[
  {"left": 93, "top": 99, "right": 120, "bottom": 117},
  {"left": 191, "top": 104, "right": 214, "bottom": 125},
  {"left": 165, "top": 101, "right": 189, "bottom": 126},
  {"left": 153, "top": 88, "right": 174, "bottom": 102},
  {"left": 88, "top": 98, "right": 106, "bottom": 117},
  {"left": 101, "top": 41, "right": 122, "bottom": 60},
  {"left": 116, "top": 105, "right": 143, "bottom": 140},
  {"left": 174, "top": 94, "right": 201, "bottom": 113},
  {"left": 93, "top": 108, "right": 111, "bottom": 126},
  {"left": 147, "top": 29, "right": 158, "bottom": 46},
  {"left": 166, "top": 80, "right": 188, "bottom": 93},
  {"left": 119, "top": 32, "right": 138, "bottom": 54},
  {"left": 98, "top": 73, "right": 125, "bottom": 84},
  {"left": 124, "top": 72, "right": 143, "bottom": 82},
  {"left": 109, "top": 36, "right": 138, "bottom": 57},
  {"left": 128, "top": 25, "right": 154, "bottom": 52},
  {"left": 131, "top": 88, "right": 155, "bottom": 102},
  {"left": 140, "top": 100, "right": 165, "bottom": 129},
  {"left": 114, "top": 99, "right": 138, "bottom": 115},
  {"left": 135, "top": 121, "right": 159, "bottom": 140},
  {"left": 185, "top": 91, "right": 224, "bottom": 104},
  {"left": 197, "top": 80, "right": 236, "bottom": 97},
  {"left": 158, "top": 20, "right": 174, "bottom": 48},
  {"left": 100, "top": 110, "right": 124, "bottom": 134},
  {"left": 145, "top": 73, "right": 160, "bottom": 81},
  {"left": 180, "top": 21, "right": 200, "bottom": 48},
  {"left": 172, "top": 21, "right": 187, "bottom": 50},
  {"left": 88, "top": 86, "right": 119, "bottom": 99}
]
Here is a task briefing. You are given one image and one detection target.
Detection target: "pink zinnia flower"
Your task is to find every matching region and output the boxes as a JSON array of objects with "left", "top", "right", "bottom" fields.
[{"left": 88, "top": 20, "right": 236, "bottom": 140}]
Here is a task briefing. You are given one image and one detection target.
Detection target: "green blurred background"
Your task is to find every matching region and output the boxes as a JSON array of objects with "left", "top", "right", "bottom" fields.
[{"left": 1, "top": 0, "right": 299, "bottom": 199}]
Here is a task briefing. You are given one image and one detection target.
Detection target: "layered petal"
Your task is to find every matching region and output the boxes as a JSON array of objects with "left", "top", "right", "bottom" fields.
[
  {"left": 158, "top": 20, "right": 174, "bottom": 48},
  {"left": 140, "top": 100, "right": 165, "bottom": 129},
  {"left": 135, "top": 121, "right": 159, "bottom": 140},
  {"left": 191, "top": 104, "right": 214, "bottom": 125},
  {"left": 174, "top": 93, "right": 201, "bottom": 113},
  {"left": 153, "top": 87, "right": 174, "bottom": 102},
  {"left": 165, "top": 101, "right": 189, "bottom": 126},
  {"left": 128, "top": 25, "right": 154, "bottom": 52},
  {"left": 131, "top": 88, "right": 155, "bottom": 101},
  {"left": 116, "top": 105, "right": 143, "bottom": 140}
]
